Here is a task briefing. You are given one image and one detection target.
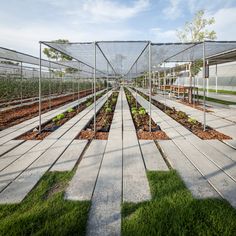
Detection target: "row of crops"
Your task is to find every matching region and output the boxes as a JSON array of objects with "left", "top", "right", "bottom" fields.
[{"left": 0, "top": 77, "right": 106, "bottom": 102}]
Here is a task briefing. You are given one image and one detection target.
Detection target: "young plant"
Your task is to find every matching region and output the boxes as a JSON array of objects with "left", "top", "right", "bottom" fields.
[
  {"left": 56, "top": 113, "right": 65, "bottom": 120},
  {"left": 86, "top": 101, "right": 92, "bottom": 107},
  {"left": 67, "top": 108, "right": 75, "bottom": 113},
  {"left": 132, "top": 109, "right": 138, "bottom": 115},
  {"left": 105, "top": 107, "right": 112, "bottom": 113},
  {"left": 177, "top": 111, "right": 188, "bottom": 119},
  {"left": 139, "top": 109, "right": 146, "bottom": 115},
  {"left": 188, "top": 117, "right": 197, "bottom": 124},
  {"left": 138, "top": 107, "right": 146, "bottom": 115}
]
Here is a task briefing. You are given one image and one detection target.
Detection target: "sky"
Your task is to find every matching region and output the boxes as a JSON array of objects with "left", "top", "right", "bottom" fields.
[{"left": 1, "top": 0, "right": 236, "bottom": 56}]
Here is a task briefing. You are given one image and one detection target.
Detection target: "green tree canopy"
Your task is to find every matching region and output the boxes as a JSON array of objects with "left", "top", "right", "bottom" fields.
[
  {"left": 177, "top": 10, "right": 217, "bottom": 42},
  {"left": 43, "top": 39, "right": 79, "bottom": 75},
  {"left": 43, "top": 39, "right": 72, "bottom": 61}
]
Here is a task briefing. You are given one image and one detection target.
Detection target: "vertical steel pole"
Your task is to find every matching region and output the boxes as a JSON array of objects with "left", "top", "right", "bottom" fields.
[
  {"left": 135, "top": 62, "right": 138, "bottom": 107},
  {"left": 94, "top": 42, "right": 97, "bottom": 135},
  {"left": 203, "top": 41, "right": 206, "bottom": 131},
  {"left": 149, "top": 42, "right": 152, "bottom": 132},
  {"left": 215, "top": 63, "right": 218, "bottom": 93},
  {"left": 206, "top": 60, "right": 209, "bottom": 97},
  {"left": 78, "top": 64, "right": 80, "bottom": 110},
  {"left": 20, "top": 61, "right": 23, "bottom": 105},
  {"left": 164, "top": 63, "right": 166, "bottom": 111},
  {"left": 49, "top": 60, "right": 51, "bottom": 109},
  {"left": 39, "top": 42, "right": 42, "bottom": 133},
  {"left": 107, "top": 62, "right": 109, "bottom": 100}
]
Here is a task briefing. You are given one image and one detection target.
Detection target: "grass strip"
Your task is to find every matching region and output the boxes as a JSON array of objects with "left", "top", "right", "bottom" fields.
[
  {"left": 198, "top": 88, "right": 236, "bottom": 95},
  {"left": 122, "top": 170, "right": 236, "bottom": 236},
  {"left": 197, "top": 95, "right": 236, "bottom": 105},
  {"left": 0, "top": 171, "right": 90, "bottom": 236}
]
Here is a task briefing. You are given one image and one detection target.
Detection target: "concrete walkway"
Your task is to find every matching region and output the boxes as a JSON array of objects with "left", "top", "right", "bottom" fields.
[
  {"left": 138, "top": 88, "right": 236, "bottom": 139},
  {"left": 132, "top": 87, "right": 236, "bottom": 207},
  {"left": 0, "top": 86, "right": 235, "bottom": 235},
  {"left": 0, "top": 91, "right": 110, "bottom": 203}
]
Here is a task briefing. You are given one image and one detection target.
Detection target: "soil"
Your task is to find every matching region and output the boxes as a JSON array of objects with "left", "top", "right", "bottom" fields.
[
  {"left": 78, "top": 130, "right": 109, "bottom": 140},
  {"left": 0, "top": 92, "right": 66, "bottom": 109},
  {"left": 179, "top": 100, "right": 212, "bottom": 113},
  {"left": 0, "top": 88, "right": 101, "bottom": 131},
  {"left": 137, "top": 130, "right": 169, "bottom": 140},
  {"left": 136, "top": 89, "right": 232, "bottom": 140},
  {"left": 78, "top": 91, "right": 119, "bottom": 140},
  {"left": 17, "top": 92, "right": 105, "bottom": 140},
  {"left": 125, "top": 88, "right": 169, "bottom": 140}
]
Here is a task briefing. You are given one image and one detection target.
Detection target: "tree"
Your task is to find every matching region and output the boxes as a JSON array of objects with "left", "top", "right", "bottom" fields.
[
  {"left": 43, "top": 39, "right": 72, "bottom": 61},
  {"left": 176, "top": 10, "right": 217, "bottom": 103},
  {"left": 43, "top": 39, "right": 79, "bottom": 77},
  {"left": 176, "top": 10, "right": 216, "bottom": 42}
]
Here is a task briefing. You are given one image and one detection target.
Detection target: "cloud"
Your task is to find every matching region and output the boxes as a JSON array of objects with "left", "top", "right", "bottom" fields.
[
  {"left": 150, "top": 28, "right": 178, "bottom": 42},
  {"left": 67, "top": 0, "right": 150, "bottom": 23},
  {"left": 0, "top": 23, "right": 141, "bottom": 57},
  {"left": 207, "top": 7, "right": 236, "bottom": 40},
  {"left": 162, "top": 0, "right": 182, "bottom": 20}
]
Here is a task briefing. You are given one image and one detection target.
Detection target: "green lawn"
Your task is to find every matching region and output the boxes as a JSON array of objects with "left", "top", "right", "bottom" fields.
[
  {"left": 0, "top": 171, "right": 90, "bottom": 236},
  {"left": 198, "top": 88, "right": 236, "bottom": 95},
  {"left": 0, "top": 169, "right": 236, "bottom": 235},
  {"left": 122, "top": 170, "right": 236, "bottom": 236},
  {"left": 197, "top": 95, "right": 236, "bottom": 105}
]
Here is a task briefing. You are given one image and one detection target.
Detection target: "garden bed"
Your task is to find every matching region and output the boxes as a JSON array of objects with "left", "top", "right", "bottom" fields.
[
  {"left": 17, "top": 91, "right": 106, "bottom": 140},
  {"left": 125, "top": 88, "right": 169, "bottom": 140},
  {"left": 178, "top": 100, "right": 212, "bottom": 112},
  {"left": 135, "top": 89, "right": 231, "bottom": 140},
  {"left": 77, "top": 91, "right": 119, "bottom": 140},
  {"left": 0, "top": 88, "right": 103, "bottom": 131}
]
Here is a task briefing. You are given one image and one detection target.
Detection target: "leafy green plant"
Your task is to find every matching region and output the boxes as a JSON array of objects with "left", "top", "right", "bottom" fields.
[
  {"left": 67, "top": 108, "right": 75, "bottom": 113},
  {"left": 188, "top": 117, "right": 197, "bottom": 124},
  {"left": 56, "top": 113, "right": 65, "bottom": 120},
  {"left": 86, "top": 101, "right": 92, "bottom": 107},
  {"left": 132, "top": 109, "right": 138, "bottom": 115},
  {"left": 177, "top": 111, "right": 188, "bottom": 119},
  {"left": 165, "top": 110, "right": 172, "bottom": 116},
  {"left": 139, "top": 109, "right": 146, "bottom": 115},
  {"left": 105, "top": 107, "right": 112, "bottom": 113},
  {"left": 52, "top": 113, "right": 65, "bottom": 123},
  {"left": 52, "top": 117, "right": 58, "bottom": 122}
]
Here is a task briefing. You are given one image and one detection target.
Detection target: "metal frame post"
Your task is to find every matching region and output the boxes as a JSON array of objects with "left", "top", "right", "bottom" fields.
[
  {"left": 94, "top": 42, "right": 97, "bottom": 135},
  {"left": 135, "top": 62, "right": 138, "bottom": 107},
  {"left": 49, "top": 60, "right": 51, "bottom": 109},
  {"left": 77, "top": 63, "right": 80, "bottom": 110},
  {"left": 215, "top": 63, "right": 218, "bottom": 93},
  {"left": 39, "top": 42, "right": 42, "bottom": 133},
  {"left": 164, "top": 62, "right": 166, "bottom": 111},
  {"left": 149, "top": 42, "right": 152, "bottom": 132},
  {"left": 206, "top": 60, "right": 209, "bottom": 97},
  {"left": 203, "top": 41, "right": 206, "bottom": 131},
  {"left": 107, "top": 62, "right": 109, "bottom": 100},
  {"left": 20, "top": 61, "right": 23, "bottom": 105}
]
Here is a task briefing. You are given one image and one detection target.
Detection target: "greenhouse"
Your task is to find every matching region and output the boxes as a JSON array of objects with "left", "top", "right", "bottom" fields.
[{"left": 0, "top": 40, "right": 236, "bottom": 235}]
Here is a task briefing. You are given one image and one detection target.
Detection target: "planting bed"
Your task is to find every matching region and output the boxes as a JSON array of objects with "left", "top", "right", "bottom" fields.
[
  {"left": 125, "top": 88, "right": 169, "bottom": 140},
  {"left": 78, "top": 91, "right": 119, "bottom": 140},
  {"left": 0, "top": 88, "right": 102, "bottom": 131},
  {"left": 17, "top": 91, "right": 106, "bottom": 140},
  {"left": 178, "top": 100, "right": 212, "bottom": 113},
  {"left": 136, "top": 89, "right": 231, "bottom": 140}
]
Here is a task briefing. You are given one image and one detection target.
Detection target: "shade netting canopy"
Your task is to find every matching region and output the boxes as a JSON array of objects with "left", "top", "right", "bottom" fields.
[
  {"left": 0, "top": 47, "right": 84, "bottom": 71},
  {"left": 41, "top": 41, "right": 236, "bottom": 78},
  {"left": 42, "top": 41, "right": 150, "bottom": 76}
]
